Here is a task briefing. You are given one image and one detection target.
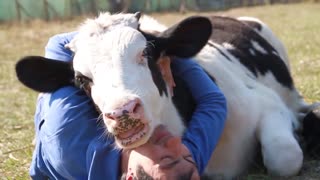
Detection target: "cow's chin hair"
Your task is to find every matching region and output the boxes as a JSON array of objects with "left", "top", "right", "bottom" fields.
[{"left": 115, "top": 124, "right": 153, "bottom": 149}]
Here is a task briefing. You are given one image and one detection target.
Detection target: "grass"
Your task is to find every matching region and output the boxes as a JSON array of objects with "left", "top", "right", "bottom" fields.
[{"left": 0, "top": 2, "right": 319, "bottom": 179}]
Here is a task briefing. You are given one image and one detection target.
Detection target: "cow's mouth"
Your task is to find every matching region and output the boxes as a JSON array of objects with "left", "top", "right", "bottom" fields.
[{"left": 115, "top": 123, "right": 150, "bottom": 147}]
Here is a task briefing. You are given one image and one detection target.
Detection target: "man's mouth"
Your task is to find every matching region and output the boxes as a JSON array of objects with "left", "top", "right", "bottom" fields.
[{"left": 150, "top": 125, "right": 173, "bottom": 144}]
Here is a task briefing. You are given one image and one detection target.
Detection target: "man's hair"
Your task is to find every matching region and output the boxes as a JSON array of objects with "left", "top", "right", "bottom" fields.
[
  {"left": 120, "top": 165, "right": 194, "bottom": 180},
  {"left": 135, "top": 165, "right": 154, "bottom": 180}
]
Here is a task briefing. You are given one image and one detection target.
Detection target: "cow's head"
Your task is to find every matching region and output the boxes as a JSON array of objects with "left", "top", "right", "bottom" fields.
[{"left": 15, "top": 12, "right": 212, "bottom": 149}]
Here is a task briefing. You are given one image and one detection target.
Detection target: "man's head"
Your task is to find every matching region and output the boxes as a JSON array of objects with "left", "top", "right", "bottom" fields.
[{"left": 121, "top": 125, "right": 199, "bottom": 180}]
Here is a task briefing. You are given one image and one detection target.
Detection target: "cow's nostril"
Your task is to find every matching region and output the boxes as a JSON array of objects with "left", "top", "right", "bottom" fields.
[
  {"left": 132, "top": 102, "right": 141, "bottom": 114},
  {"left": 104, "top": 98, "right": 143, "bottom": 122},
  {"left": 122, "top": 110, "right": 129, "bottom": 115},
  {"left": 105, "top": 112, "right": 115, "bottom": 120}
]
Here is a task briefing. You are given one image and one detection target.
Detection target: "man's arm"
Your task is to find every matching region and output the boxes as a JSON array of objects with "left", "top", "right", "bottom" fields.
[
  {"left": 172, "top": 59, "right": 227, "bottom": 174},
  {"left": 45, "top": 31, "right": 77, "bottom": 61},
  {"left": 30, "top": 33, "right": 121, "bottom": 180}
]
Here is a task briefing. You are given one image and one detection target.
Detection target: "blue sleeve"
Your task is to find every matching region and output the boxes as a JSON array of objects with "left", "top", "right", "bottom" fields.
[
  {"left": 40, "top": 87, "right": 99, "bottom": 179},
  {"left": 31, "top": 87, "right": 121, "bottom": 180},
  {"left": 172, "top": 59, "right": 227, "bottom": 174},
  {"left": 45, "top": 32, "right": 77, "bottom": 61},
  {"left": 30, "top": 32, "right": 121, "bottom": 180}
]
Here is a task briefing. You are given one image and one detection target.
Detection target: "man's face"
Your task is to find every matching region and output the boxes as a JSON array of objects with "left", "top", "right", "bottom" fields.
[{"left": 125, "top": 125, "right": 199, "bottom": 180}]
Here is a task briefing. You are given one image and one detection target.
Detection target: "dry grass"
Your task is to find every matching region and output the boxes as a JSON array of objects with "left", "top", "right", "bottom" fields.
[{"left": 0, "top": 2, "right": 319, "bottom": 179}]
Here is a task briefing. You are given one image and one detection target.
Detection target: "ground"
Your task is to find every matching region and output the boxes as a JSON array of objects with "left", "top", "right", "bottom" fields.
[{"left": 0, "top": 2, "right": 319, "bottom": 179}]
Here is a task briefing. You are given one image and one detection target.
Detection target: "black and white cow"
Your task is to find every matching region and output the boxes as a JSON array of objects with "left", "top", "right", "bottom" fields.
[{"left": 15, "top": 12, "right": 319, "bottom": 178}]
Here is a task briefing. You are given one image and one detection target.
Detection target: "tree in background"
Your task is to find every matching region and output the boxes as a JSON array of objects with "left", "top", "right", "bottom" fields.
[{"left": 108, "top": 0, "right": 131, "bottom": 13}]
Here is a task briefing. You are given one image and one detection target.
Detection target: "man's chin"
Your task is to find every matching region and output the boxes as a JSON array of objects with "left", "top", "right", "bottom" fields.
[{"left": 148, "top": 124, "right": 174, "bottom": 145}]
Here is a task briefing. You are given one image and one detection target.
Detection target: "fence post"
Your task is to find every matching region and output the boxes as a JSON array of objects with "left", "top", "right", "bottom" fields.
[
  {"left": 14, "top": 0, "right": 21, "bottom": 21},
  {"left": 43, "top": 0, "right": 49, "bottom": 21},
  {"left": 71, "top": 0, "right": 82, "bottom": 15},
  {"left": 90, "top": 0, "right": 98, "bottom": 14},
  {"left": 179, "top": 0, "right": 186, "bottom": 13},
  {"left": 144, "top": 0, "right": 151, "bottom": 12}
]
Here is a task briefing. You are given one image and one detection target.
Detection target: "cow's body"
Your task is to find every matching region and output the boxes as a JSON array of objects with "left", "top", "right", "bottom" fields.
[
  {"left": 147, "top": 15, "right": 307, "bottom": 177},
  {"left": 193, "top": 16, "right": 304, "bottom": 177},
  {"left": 15, "top": 13, "right": 319, "bottom": 178}
]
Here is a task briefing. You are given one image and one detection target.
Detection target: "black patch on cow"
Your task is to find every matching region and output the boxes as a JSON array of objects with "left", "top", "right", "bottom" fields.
[
  {"left": 240, "top": 19, "right": 263, "bottom": 31},
  {"left": 73, "top": 71, "right": 103, "bottom": 114},
  {"left": 143, "top": 42, "right": 169, "bottom": 97},
  {"left": 207, "top": 41, "right": 232, "bottom": 62},
  {"left": 302, "top": 104, "right": 320, "bottom": 157},
  {"left": 15, "top": 56, "right": 74, "bottom": 92},
  {"left": 140, "top": 16, "right": 212, "bottom": 97},
  {"left": 172, "top": 69, "right": 217, "bottom": 126},
  {"left": 208, "top": 16, "right": 293, "bottom": 89},
  {"left": 172, "top": 74, "right": 195, "bottom": 125},
  {"left": 158, "top": 16, "right": 212, "bottom": 58}
]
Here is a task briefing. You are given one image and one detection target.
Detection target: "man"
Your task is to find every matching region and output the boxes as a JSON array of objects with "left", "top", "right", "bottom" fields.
[{"left": 30, "top": 32, "right": 227, "bottom": 179}]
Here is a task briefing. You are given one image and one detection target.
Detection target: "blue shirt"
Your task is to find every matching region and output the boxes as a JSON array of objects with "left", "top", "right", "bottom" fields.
[{"left": 30, "top": 32, "right": 227, "bottom": 179}]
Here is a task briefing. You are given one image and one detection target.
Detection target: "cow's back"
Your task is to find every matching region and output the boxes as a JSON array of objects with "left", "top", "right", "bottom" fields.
[
  {"left": 208, "top": 16, "right": 292, "bottom": 88},
  {"left": 192, "top": 16, "right": 307, "bottom": 177},
  {"left": 196, "top": 16, "right": 307, "bottom": 119}
]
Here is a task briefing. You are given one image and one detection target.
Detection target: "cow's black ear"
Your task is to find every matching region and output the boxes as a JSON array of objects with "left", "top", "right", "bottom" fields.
[
  {"left": 160, "top": 16, "right": 212, "bottom": 58},
  {"left": 15, "top": 56, "right": 74, "bottom": 92}
]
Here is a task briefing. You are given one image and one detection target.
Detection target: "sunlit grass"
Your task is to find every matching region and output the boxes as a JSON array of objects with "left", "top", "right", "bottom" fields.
[{"left": 0, "top": 2, "right": 319, "bottom": 179}]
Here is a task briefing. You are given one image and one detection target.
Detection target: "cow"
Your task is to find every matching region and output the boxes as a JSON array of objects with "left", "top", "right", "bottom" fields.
[{"left": 15, "top": 12, "right": 319, "bottom": 178}]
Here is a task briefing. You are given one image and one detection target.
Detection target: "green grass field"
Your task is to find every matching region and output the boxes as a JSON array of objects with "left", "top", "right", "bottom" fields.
[{"left": 0, "top": 2, "right": 319, "bottom": 179}]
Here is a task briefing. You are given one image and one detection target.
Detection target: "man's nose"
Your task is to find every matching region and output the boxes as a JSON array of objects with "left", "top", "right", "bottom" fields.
[{"left": 165, "top": 136, "right": 182, "bottom": 156}]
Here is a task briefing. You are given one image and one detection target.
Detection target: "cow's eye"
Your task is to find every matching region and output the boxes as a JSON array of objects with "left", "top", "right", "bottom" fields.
[
  {"left": 142, "top": 49, "right": 148, "bottom": 57},
  {"left": 138, "top": 57, "right": 147, "bottom": 66},
  {"left": 75, "top": 75, "right": 93, "bottom": 89},
  {"left": 138, "top": 50, "right": 148, "bottom": 66}
]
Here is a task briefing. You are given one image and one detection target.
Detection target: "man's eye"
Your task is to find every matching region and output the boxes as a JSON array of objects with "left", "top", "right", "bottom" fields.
[
  {"left": 183, "top": 155, "right": 196, "bottom": 166},
  {"left": 159, "top": 156, "right": 174, "bottom": 167}
]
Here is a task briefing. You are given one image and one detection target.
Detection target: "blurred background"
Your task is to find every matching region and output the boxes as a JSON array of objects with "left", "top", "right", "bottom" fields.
[
  {"left": 1, "top": 0, "right": 320, "bottom": 179},
  {"left": 0, "top": 0, "right": 316, "bottom": 22}
]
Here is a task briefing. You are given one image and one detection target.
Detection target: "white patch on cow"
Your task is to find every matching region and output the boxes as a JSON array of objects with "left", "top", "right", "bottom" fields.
[
  {"left": 139, "top": 15, "right": 168, "bottom": 33},
  {"left": 272, "top": 50, "right": 279, "bottom": 56},
  {"left": 256, "top": 71, "right": 306, "bottom": 128},
  {"left": 238, "top": 16, "right": 291, "bottom": 71},
  {"left": 208, "top": 41, "right": 235, "bottom": 63},
  {"left": 249, "top": 48, "right": 256, "bottom": 56},
  {"left": 195, "top": 28, "right": 305, "bottom": 177},
  {"left": 222, "top": 42, "right": 235, "bottom": 50},
  {"left": 251, "top": 40, "right": 267, "bottom": 54}
]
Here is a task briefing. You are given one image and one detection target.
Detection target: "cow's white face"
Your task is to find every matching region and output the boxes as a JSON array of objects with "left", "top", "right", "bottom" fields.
[
  {"left": 67, "top": 13, "right": 172, "bottom": 148},
  {"left": 66, "top": 13, "right": 212, "bottom": 149}
]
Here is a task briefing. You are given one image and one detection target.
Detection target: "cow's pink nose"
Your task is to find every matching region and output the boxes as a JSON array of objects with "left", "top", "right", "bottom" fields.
[{"left": 105, "top": 98, "right": 142, "bottom": 121}]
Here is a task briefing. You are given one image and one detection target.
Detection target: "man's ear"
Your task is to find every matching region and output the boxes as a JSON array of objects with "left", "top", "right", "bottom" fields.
[
  {"left": 159, "top": 16, "right": 212, "bottom": 58},
  {"left": 15, "top": 56, "right": 74, "bottom": 92}
]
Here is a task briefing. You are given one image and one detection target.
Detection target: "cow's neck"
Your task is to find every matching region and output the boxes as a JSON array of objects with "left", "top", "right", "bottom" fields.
[{"left": 159, "top": 98, "right": 185, "bottom": 137}]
